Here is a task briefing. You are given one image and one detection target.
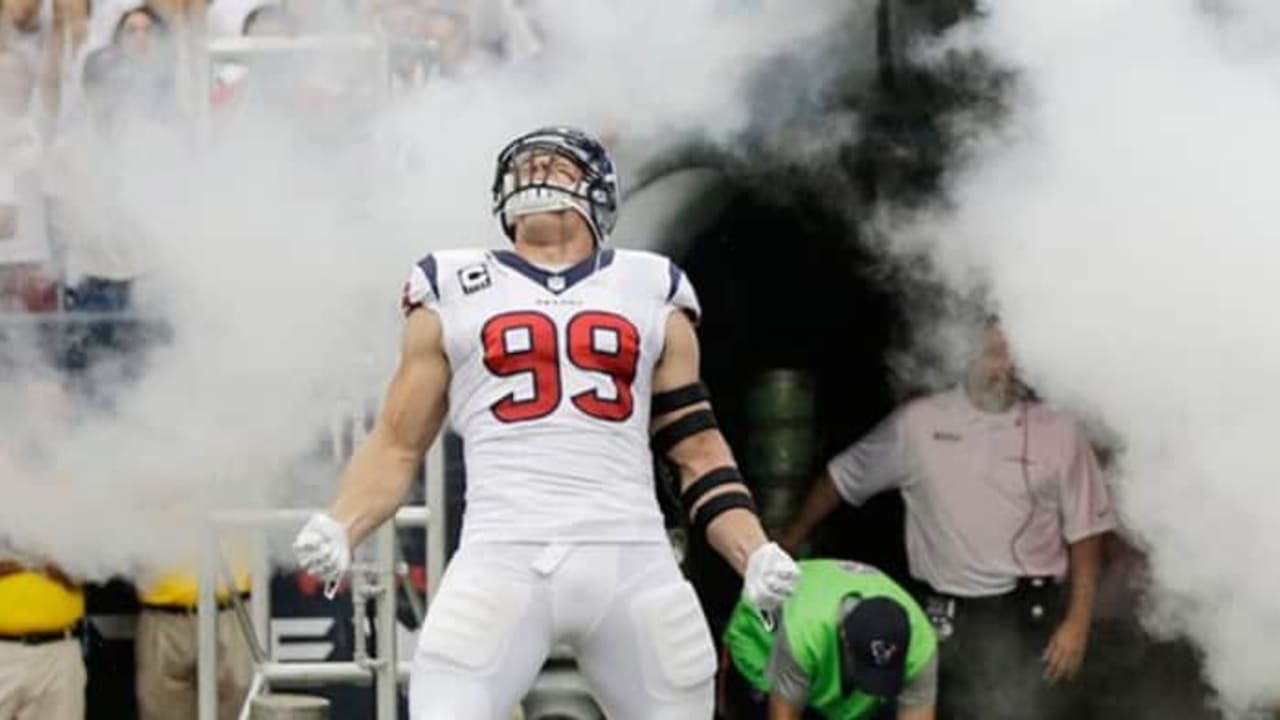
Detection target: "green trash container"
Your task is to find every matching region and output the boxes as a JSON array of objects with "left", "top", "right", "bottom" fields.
[{"left": 744, "top": 369, "right": 817, "bottom": 531}]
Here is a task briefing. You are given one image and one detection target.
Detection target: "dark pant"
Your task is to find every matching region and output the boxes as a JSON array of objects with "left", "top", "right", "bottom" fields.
[
  {"left": 1063, "top": 619, "right": 1220, "bottom": 720},
  {"left": 918, "top": 579, "right": 1071, "bottom": 720}
]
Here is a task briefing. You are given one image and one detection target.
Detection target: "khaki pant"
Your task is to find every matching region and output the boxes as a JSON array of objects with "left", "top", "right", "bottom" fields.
[
  {"left": 0, "top": 637, "right": 85, "bottom": 720},
  {"left": 136, "top": 609, "right": 253, "bottom": 720}
]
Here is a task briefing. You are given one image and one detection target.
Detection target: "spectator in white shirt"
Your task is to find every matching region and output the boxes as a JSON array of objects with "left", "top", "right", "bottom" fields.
[{"left": 782, "top": 318, "right": 1116, "bottom": 720}]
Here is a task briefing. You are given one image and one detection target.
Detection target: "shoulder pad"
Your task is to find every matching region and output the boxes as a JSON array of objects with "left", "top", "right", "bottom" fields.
[
  {"left": 665, "top": 259, "right": 701, "bottom": 324},
  {"left": 401, "top": 249, "right": 493, "bottom": 315},
  {"left": 613, "top": 249, "right": 702, "bottom": 324},
  {"left": 402, "top": 254, "right": 440, "bottom": 315}
]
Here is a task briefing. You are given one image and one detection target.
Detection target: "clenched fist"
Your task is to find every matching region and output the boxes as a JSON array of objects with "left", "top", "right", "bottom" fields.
[
  {"left": 742, "top": 541, "right": 800, "bottom": 612},
  {"left": 292, "top": 513, "right": 350, "bottom": 589}
]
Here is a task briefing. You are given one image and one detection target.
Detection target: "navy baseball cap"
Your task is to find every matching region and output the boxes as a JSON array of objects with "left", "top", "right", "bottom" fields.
[{"left": 838, "top": 596, "right": 911, "bottom": 698}]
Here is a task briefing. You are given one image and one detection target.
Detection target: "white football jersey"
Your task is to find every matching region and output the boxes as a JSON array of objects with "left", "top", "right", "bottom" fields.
[{"left": 402, "top": 247, "right": 701, "bottom": 544}]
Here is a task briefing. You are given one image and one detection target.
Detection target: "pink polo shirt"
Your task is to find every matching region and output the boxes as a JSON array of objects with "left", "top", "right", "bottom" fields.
[{"left": 827, "top": 388, "right": 1115, "bottom": 597}]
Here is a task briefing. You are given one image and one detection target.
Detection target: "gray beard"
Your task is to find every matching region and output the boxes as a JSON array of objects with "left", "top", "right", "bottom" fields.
[{"left": 964, "top": 375, "right": 1019, "bottom": 414}]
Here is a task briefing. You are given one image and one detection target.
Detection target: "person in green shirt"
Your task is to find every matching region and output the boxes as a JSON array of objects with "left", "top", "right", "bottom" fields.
[{"left": 725, "top": 559, "right": 938, "bottom": 720}]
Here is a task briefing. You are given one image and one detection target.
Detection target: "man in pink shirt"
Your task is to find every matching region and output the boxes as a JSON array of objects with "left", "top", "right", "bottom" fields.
[{"left": 781, "top": 319, "right": 1115, "bottom": 719}]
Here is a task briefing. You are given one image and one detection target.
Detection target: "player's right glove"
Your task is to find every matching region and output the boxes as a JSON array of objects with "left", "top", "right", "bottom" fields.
[
  {"left": 293, "top": 513, "right": 350, "bottom": 591},
  {"left": 743, "top": 541, "right": 800, "bottom": 612}
]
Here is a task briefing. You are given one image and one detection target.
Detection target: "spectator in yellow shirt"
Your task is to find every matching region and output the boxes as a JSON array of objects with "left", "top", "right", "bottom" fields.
[
  {"left": 0, "top": 549, "right": 86, "bottom": 720},
  {"left": 135, "top": 557, "right": 254, "bottom": 720},
  {"left": 0, "top": 379, "right": 85, "bottom": 718}
]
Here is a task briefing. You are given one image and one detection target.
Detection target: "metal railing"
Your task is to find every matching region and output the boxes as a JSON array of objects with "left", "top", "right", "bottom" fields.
[
  {"left": 0, "top": 304, "right": 444, "bottom": 720},
  {"left": 195, "top": 438, "right": 445, "bottom": 720}
]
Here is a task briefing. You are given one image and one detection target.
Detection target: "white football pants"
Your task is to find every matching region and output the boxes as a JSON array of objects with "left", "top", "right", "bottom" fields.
[{"left": 408, "top": 541, "right": 716, "bottom": 720}]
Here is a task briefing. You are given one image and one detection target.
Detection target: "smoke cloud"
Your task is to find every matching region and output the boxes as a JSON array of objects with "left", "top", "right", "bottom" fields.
[
  {"left": 0, "top": 0, "right": 857, "bottom": 580},
  {"left": 881, "top": 0, "right": 1280, "bottom": 710}
]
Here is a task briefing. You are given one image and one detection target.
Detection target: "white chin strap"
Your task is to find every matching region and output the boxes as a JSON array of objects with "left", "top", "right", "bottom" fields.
[{"left": 503, "top": 186, "right": 596, "bottom": 235}]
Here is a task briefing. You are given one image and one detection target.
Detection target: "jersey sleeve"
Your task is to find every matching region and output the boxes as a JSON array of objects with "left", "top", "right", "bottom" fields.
[
  {"left": 1058, "top": 419, "right": 1117, "bottom": 543},
  {"left": 665, "top": 259, "right": 701, "bottom": 324},
  {"left": 764, "top": 616, "right": 813, "bottom": 706},
  {"left": 897, "top": 647, "right": 939, "bottom": 708},
  {"left": 401, "top": 254, "right": 441, "bottom": 316}
]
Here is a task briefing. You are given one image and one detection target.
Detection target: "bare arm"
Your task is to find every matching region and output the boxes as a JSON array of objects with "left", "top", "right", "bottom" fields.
[
  {"left": 899, "top": 703, "right": 936, "bottom": 720},
  {"left": 1065, "top": 534, "right": 1103, "bottom": 626},
  {"left": 328, "top": 308, "right": 450, "bottom": 549},
  {"left": 767, "top": 694, "right": 805, "bottom": 720},
  {"left": 1057, "top": 427, "right": 1111, "bottom": 629},
  {"left": 779, "top": 470, "right": 842, "bottom": 553},
  {"left": 0, "top": 560, "right": 23, "bottom": 578},
  {"left": 781, "top": 411, "right": 908, "bottom": 553},
  {"left": 651, "top": 311, "right": 766, "bottom": 575},
  {"left": 43, "top": 0, "right": 88, "bottom": 124},
  {"left": 1043, "top": 533, "right": 1105, "bottom": 682},
  {"left": 0, "top": 557, "right": 77, "bottom": 589}
]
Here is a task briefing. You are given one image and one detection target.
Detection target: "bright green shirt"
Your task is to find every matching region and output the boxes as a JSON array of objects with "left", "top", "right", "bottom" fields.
[{"left": 725, "top": 559, "right": 938, "bottom": 719}]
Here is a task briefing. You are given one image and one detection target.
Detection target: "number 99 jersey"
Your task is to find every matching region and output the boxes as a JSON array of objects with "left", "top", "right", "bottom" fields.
[{"left": 402, "top": 247, "right": 701, "bottom": 545}]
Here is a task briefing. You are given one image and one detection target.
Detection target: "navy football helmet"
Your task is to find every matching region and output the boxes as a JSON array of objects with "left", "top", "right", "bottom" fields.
[{"left": 491, "top": 126, "right": 620, "bottom": 244}]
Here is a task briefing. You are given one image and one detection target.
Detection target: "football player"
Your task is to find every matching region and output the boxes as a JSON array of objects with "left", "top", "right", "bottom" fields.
[{"left": 294, "top": 126, "right": 800, "bottom": 719}]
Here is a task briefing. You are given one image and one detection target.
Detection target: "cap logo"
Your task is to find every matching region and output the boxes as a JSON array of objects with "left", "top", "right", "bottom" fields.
[{"left": 870, "top": 640, "right": 899, "bottom": 666}]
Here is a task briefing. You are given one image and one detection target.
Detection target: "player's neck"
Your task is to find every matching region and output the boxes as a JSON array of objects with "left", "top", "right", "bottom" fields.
[{"left": 512, "top": 229, "right": 596, "bottom": 269}]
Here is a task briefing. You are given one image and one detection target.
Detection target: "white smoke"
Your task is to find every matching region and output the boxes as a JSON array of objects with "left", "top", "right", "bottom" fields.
[
  {"left": 0, "top": 0, "right": 854, "bottom": 580},
  {"left": 885, "top": 0, "right": 1280, "bottom": 710}
]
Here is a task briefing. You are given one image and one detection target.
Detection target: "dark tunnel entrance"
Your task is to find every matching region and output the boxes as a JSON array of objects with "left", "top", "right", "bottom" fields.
[{"left": 669, "top": 182, "right": 912, "bottom": 637}]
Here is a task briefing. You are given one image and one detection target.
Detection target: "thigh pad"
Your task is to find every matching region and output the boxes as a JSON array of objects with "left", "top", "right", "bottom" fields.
[
  {"left": 417, "top": 572, "right": 533, "bottom": 673},
  {"left": 627, "top": 580, "right": 717, "bottom": 694}
]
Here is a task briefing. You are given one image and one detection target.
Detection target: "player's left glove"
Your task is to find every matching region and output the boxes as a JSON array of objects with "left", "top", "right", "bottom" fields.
[
  {"left": 293, "top": 512, "right": 350, "bottom": 592},
  {"left": 743, "top": 541, "right": 800, "bottom": 612}
]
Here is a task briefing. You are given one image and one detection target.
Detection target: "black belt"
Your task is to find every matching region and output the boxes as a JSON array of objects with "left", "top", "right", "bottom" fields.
[
  {"left": 141, "top": 592, "right": 251, "bottom": 615},
  {"left": 0, "top": 626, "right": 78, "bottom": 645},
  {"left": 914, "top": 577, "right": 1063, "bottom": 640}
]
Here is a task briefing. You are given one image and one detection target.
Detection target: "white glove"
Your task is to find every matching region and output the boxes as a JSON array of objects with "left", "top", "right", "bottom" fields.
[
  {"left": 742, "top": 541, "right": 800, "bottom": 612},
  {"left": 292, "top": 513, "right": 350, "bottom": 591}
]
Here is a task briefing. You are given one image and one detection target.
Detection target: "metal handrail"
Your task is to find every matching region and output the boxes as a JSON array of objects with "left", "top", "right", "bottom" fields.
[{"left": 200, "top": 504, "right": 432, "bottom": 720}]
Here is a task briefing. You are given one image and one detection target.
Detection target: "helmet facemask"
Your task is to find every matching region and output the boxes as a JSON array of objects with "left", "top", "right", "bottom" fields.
[{"left": 491, "top": 127, "right": 619, "bottom": 244}]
